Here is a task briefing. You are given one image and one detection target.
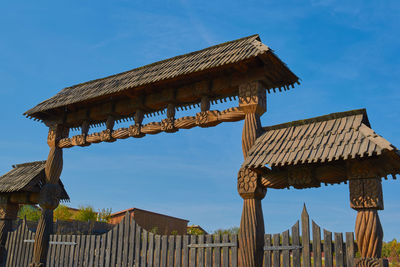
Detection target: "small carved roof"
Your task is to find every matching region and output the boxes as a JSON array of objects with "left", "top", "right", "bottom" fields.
[
  {"left": 243, "top": 109, "right": 400, "bottom": 189},
  {"left": 0, "top": 161, "right": 69, "bottom": 201}
]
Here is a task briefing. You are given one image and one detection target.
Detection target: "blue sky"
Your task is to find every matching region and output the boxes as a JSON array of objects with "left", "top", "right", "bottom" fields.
[{"left": 0, "top": 1, "right": 399, "bottom": 240}]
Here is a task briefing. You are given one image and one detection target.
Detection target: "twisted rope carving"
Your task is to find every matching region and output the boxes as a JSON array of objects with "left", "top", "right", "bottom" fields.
[
  {"left": 355, "top": 210, "right": 383, "bottom": 258},
  {"left": 242, "top": 113, "right": 262, "bottom": 158}
]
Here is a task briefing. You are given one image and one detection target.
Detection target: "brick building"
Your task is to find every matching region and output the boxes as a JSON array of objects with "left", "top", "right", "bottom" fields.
[{"left": 108, "top": 208, "right": 188, "bottom": 235}]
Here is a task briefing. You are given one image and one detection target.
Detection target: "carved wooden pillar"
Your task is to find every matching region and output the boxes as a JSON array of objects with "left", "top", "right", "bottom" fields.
[
  {"left": 238, "top": 81, "right": 266, "bottom": 267},
  {"left": 0, "top": 203, "right": 18, "bottom": 265},
  {"left": 31, "top": 124, "right": 67, "bottom": 267},
  {"left": 349, "top": 178, "right": 387, "bottom": 266}
]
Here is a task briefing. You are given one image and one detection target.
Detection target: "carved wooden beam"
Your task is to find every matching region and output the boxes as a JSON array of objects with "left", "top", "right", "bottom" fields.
[
  {"left": 258, "top": 154, "right": 400, "bottom": 189},
  {"left": 31, "top": 124, "right": 68, "bottom": 267},
  {"left": 57, "top": 107, "right": 245, "bottom": 148}
]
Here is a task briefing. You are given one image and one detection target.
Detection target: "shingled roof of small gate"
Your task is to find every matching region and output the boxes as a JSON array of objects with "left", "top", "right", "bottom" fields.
[
  {"left": 25, "top": 34, "right": 298, "bottom": 118},
  {"left": 0, "top": 161, "right": 69, "bottom": 201},
  {"left": 243, "top": 109, "right": 399, "bottom": 169}
]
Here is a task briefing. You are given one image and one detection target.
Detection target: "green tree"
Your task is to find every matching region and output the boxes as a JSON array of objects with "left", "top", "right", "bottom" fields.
[
  {"left": 74, "top": 205, "right": 97, "bottom": 222},
  {"left": 213, "top": 226, "right": 239, "bottom": 236},
  {"left": 382, "top": 239, "right": 400, "bottom": 264},
  {"left": 97, "top": 208, "right": 112, "bottom": 223},
  {"left": 54, "top": 204, "right": 72, "bottom": 221},
  {"left": 18, "top": 205, "right": 41, "bottom": 221}
]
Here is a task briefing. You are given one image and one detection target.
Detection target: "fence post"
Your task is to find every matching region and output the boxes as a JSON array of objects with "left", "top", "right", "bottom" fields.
[{"left": 301, "top": 204, "right": 311, "bottom": 267}]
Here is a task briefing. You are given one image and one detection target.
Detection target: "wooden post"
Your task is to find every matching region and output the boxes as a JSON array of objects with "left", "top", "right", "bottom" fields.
[
  {"left": 238, "top": 81, "right": 266, "bottom": 267},
  {"left": 31, "top": 124, "right": 67, "bottom": 267},
  {"left": 349, "top": 178, "right": 388, "bottom": 267},
  {"left": 0, "top": 203, "right": 18, "bottom": 265}
]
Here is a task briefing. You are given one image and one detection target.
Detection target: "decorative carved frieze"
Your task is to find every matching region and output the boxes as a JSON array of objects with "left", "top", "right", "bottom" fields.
[
  {"left": 349, "top": 178, "right": 383, "bottom": 210},
  {"left": 58, "top": 107, "right": 245, "bottom": 148},
  {"left": 237, "top": 168, "right": 266, "bottom": 199}
]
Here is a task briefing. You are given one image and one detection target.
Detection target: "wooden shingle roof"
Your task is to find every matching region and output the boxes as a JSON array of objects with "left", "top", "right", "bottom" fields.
[
  {"left": 24, "top": 34, "right": 298, "bottom": 122},
  {"left": 0, "top": 161, "right": 69, "bottom": 201},
  {"left": 243, "top": 109, "right": 399, "bottom": 169}
]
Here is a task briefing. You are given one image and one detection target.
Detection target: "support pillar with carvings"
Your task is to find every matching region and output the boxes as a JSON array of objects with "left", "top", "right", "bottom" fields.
[
  {"left": 0, "top": 203, "right": 18, "bottom": 265},
  {"left": 349, "top": 178, "right": 388, "bottom": 267},
  {"left": 238, "top": 81, "right": 267, "bottom": 267},
  {"left": 31, "top": 124, "right": 67, "bottom": 267}
]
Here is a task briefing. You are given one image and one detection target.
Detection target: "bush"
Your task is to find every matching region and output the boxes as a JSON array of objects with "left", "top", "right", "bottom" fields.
[
  {"left": 74, "top": 205, "right": 97, "bottom": 222},
  {"left": 213, "top": 226, "right": 239, "bottom": 235},
  {"left": 54, "top": 204, "right": 72, "bottom": 221},
  {"left": 18, "top": 205, "right": 41, "bottom": 221},
  {"left": 97, "top": 208, "right": 112, "bottom": 223}
]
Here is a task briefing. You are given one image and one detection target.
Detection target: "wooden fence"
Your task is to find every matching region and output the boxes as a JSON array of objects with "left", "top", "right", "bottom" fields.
[
  {"left": 3, "top": 214, "right": 238, "bottom": 267},
  {"left": 2, "top": 205, "right": 356, "bottom": 266}
]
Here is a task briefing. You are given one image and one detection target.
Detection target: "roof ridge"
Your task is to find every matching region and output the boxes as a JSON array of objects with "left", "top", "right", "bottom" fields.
[
  {"left": 52, "top": 34, "right": 261, "bottom": 93},
  {"left": 12, "top": 160, "right": 46, "bottom": 169},
  {"left": 263, "top": 109, "right": 368, "bottom": 132}
]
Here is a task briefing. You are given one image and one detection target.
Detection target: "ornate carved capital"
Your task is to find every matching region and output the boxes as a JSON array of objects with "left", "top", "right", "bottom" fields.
[
  {"left": 238, "top": 81, "right": 266, "bottom": 115},
  {"left": 349, "top": 178, "right": 383, "bottom": 210},
  {"left": 39, "top": 184, "right": 60, "bottom": 210},
  {"left": 0, "top": 203, "right": 18, "bottom": 220},
  {"left": 238, "top": 168, "right": 266, "bottom": 199}
]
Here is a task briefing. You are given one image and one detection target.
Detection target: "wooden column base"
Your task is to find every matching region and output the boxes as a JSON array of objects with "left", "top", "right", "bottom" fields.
[
  {"left": 355, "top": 258, "right": 388, "bottom": 267},
  {"left": 30, "top": 209, "right": 53, "bottom": 267},
  {"left": 238, "top": 198, "right": 265, "bottom": 267}
]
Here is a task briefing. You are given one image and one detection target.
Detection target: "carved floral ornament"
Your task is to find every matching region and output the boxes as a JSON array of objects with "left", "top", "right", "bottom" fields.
[{"left": 237, "top": 168, "right": 266, "bottom": 199}]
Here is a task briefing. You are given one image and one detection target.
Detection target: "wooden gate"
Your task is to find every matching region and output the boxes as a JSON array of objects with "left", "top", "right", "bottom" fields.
[{"left": 263, "top": 205, "right": 356, "bottom": 267}]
